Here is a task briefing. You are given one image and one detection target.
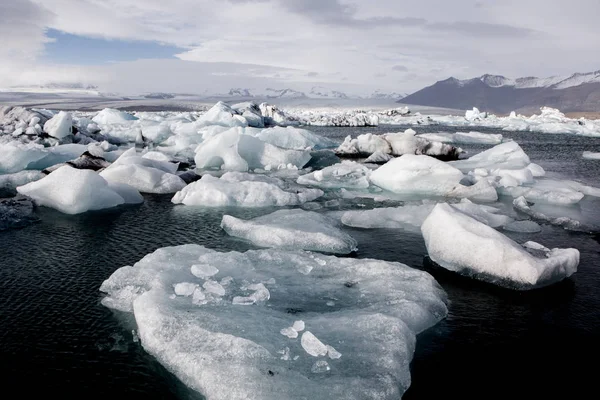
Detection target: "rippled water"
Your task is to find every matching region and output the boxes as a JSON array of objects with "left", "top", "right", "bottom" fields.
[{"left": 0, "top": 127, "right": 599, "bottom": 398}]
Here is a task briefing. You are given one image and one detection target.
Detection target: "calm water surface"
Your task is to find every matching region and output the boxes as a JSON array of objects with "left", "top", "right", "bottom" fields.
[{"left": 1, "top": 126, "right": 599, "bottom": 398}]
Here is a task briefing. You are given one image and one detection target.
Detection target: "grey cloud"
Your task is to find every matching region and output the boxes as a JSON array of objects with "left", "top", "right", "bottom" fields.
[
  {"left": 306, "top": 71, "right": 318, "bottom": 77},
  {"left": 392, "top": 65, "right": 408, "bottom": 72},
  {"left": 429, "top": 21, "right": 535, "bottom": 37}
]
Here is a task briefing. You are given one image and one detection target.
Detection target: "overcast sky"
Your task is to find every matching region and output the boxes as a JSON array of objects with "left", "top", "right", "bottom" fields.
[{"left": 2, "top": 0, "right": 599, "bottom": 95}]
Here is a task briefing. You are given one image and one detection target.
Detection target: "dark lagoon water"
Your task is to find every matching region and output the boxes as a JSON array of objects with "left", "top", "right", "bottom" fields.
[{"left": 1, "top": 126, "right": 599, "bottom": 399}]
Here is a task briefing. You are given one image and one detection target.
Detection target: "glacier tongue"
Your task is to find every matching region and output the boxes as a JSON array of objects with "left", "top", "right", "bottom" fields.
[{"left": 100, "top": 244, "right": 447, "bottom": 400}]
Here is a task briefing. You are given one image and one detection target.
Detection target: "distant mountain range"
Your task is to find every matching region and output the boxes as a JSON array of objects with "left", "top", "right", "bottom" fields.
[
  {"left": 401, "top": 70, "right": 600, "bottom": 113},
  {"left": 219, "top": 87, "right": 405, "bottom": 100}
]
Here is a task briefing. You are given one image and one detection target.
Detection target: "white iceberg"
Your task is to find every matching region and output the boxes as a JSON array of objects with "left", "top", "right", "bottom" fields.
[
  {"left": 221, "top": 209, "right": 358, "bottom": 254},
  {"left": 43, "top": 111, "right": 73, "bottom": 139},
  {"left": 172, "top": 174, "right": 323, "bottom": 207},
  {"left": 421, "top": 203, "right": 579, "bottom": 289},
  {"left": 450, "top": 141, "right": 531, "bottom": 172},
  {"left": 99, "top": 148, "right": 186, "bottom": 194},
  {"left": 418, "top": 131, "right": 503, "bottom": 145},
  {"left": 250, "top": 126, "right": 336, "bottom": 150},
  {"left": 582, "top": 151, "right": 600, "bottom": 160},
  {"left": 297, "top": 161, "right": 371, "bottom": 190},
  {"left": 100, "top": 244, "right": 447, "bottom": 399},
  {"left": 92, "top": 108, "right": 139, "bottom": 125},
  {"left": 17, "top": 165, "right": 142, "bottom": 214},
  {"left": 194, "top": 127, "right": 311, "bottom": 172}
]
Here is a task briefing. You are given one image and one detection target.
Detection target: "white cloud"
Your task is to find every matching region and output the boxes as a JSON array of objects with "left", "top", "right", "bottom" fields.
[{"left": 1, "top": 0, "right": 599, "bottom": 94}]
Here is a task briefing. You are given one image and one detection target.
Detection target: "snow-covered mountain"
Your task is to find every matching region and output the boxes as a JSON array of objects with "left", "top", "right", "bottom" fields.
[
  {"left": 369, "top": 90, "right": 407, "bottom": 100},
  {"left": 309, "top": 86, "right": 349, "bottom": 99},
  {"left": 402, "top": 70, "right": 600, "bottom": 113}
]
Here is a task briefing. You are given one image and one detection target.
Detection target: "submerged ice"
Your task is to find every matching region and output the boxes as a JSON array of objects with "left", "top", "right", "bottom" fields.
[{"left": 100, "top": 244, "right": 447, "bottom": 399}]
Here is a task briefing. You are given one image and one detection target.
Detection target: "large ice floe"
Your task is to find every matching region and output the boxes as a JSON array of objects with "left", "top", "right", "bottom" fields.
[
  {"left": 172, "top": 173, "right": 323, "bottom": 207},
  {"left": 335, "top": 129, "right": 462, "bottom": 161},
  {"left": 422, "top": 203, "right": 579, "bottom": 289},
  {"left": 17, "top": 165, "right": 143, "bottom": 214},
  {"left": 341, "top": 199, "right": 512, "bottom": 231},
  {"left": 194, "top": 127, "right": 312, "bottom": 171},
  {"left": 99, "top": 148, "right": 186, "bottom": 194},
  {"left": 369, "top": 154, "right": 498, "bottom": 202},
  {"left": 221, "top": 209, "right": 358, "bottom": 254},
  {"left": 100, "top": 244, "right": 447, "bottom": 399},
  {"left": 417, "top": 131, "right": 504, "bottom": 145}
]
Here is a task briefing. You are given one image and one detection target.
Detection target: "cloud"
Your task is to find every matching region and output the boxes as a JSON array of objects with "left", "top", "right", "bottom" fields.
[{"left": 392, "top": 65, "right": 408, "bottom": 72}]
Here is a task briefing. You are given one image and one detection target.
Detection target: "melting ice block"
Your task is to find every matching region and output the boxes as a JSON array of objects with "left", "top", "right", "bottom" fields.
[
  {"left": 221, "top": 209, "right": 358, "bottom": 254},
  {"left": 99, "top": 148, "right": 186, "bottom": 194},
  {"left": 172, "top": 174, "right": 323, "bottom": 207},
  {"left": 421, "top": 203, "right": 579, "bottom": 289},
  {"left": 100, "top": 244, "right": 447, "bottom": 399},
  {"left": 17, "top": 165, "right": 142, "bottom": 214},
  {"left": 297, "top": 161, "right": 371, "bottom": 190},
  {"left": 194, "top": 127, "right": 311, "bottom": 171}
]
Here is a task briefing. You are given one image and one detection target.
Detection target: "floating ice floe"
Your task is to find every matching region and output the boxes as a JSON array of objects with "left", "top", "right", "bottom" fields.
[
  {"left": 247, "top": 126, "right": 336, "bottom": 150},
  {"left": 297, "top": 161, "right": 371, "bottom": 190},
  {"left": 499, "top": 179, "right": 600, "bottom": 206},
  {"left": 582, "top": 151, "right": 600, "bottom": 160},
  {"left": 335, "top": 129, "right": 461, "bottom": 161},
  {"left": 194, "top": 127, "right": 311, "bottom": 172},
  {"left": 417, "top": 131, "right": 503, "bottom": 145},
  {"left": 341, "top": 199, "right": 512, "bottom": 231},
  {"left": 92, "top": 108, "right": 139, "bottom": 125},
  {"left": 369, "top": 155, "right": 498, "bottom": 202},
  {"left": 172, "top": 174, "right": 323, "bottom": 207},
  {"left": 99, "top": 148, "right": 186, "bottom": 194},
  {"left": 450, "top": 141, "right": 533, "bottom": 172},
  {"left": 221, "top": 209, "right": 358, "bottom": 254},
  {"left": 100, "top": 244, "right": 447, "bottom": 399},
  {"left": 422, "top": 203, "right": 579, "bottom": 289},
  {"left": 17, "top": 165, "right": 143, "bottom": 214},
  {"left": 0, "top": 142, "right": 48, "bottom": 173}
]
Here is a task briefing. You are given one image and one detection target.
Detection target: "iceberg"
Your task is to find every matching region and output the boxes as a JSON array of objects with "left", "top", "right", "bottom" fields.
[
  {"left": 221, "top": 209, "right": 358, "bottom": 254},
  {"left": 17, "top": 165, "right": 143, "bottom": 214},
  {"left": 43, "top": 111, "right": 73, "bottom": 139},
  {"left": 100, "top": 244, "right": 447, "bottom": 399},
  {"left": 0, "top": 142, "right": 48, "bottom": 173},
  {"left": 582, "top": 151, "right": 600, "bottom": 160},
  {"left": 250, "top": 126, "right": 336, "bottom": 150},
  {"left": 369, "top": 155, "right": 497, "bottom": 201},
  {"left": 335, "top": 129, "right": 461, "bottom": 160},
  {"left": 194, "top": 128, "right": 311, "bottom": 172},
  {"left": 172, "top": 174, "right": 323, "bottom": 207},
  {"left": 99, "top": 148, "right": 186, "bottom": 194},
  {"left": 297, "top": 161, "right": 371, "bottom": 190},
  {"left": 498, "top": 178, "right": 599, "bottom": 206},
  {"left": 450, "top": 141, "right": 531, "bottom": 172},
  {"left": 418, "top": 131, "right": 503, "bottom": 145},
  {"left": 92, "top": 108, "right": 139, "bottom": 125},
  {"left": 421, "top": 203, "right": 579, "bottom": 289}
]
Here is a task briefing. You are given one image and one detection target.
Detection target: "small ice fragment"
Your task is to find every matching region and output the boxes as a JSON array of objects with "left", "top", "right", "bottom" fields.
[
  {"left": 192, "top": 288, "right": 206, "bottom": 304},
  {"left": 173, "top": 282, "right": 197, "bottom": 297},
  {"left": 220, "top": 276, "right": 233, "bottom": 286},
  {"left": 132, "top": 330, "right": 139, "bottom": 343},
  {"left": 301, "top": 331, "right": 328, "bottom": 357},
  {"left": 203, "top": 280, "right": 226, "bottom": 296},
  {"left": 326, "top": 301, "right": 335, "bottom": 307},
  {"left": 311, "top": 360, "right": 331, "bottom": 373},
  {"left": 169, "top": 294, "right": 176, "bottom": 299},
  {"left": 292, "top": 320, "right": 305, "bottom": 332},
  {"left": 191, "top": 264, "right": 219, "bottom": 279},
  {"left": 278, "top": 347, "right": 291, "bottom": 361},
  {"left": 326, "top": 345, "right": 342, "bottom": 359},
  {"left": 293, "top": 356, "right": 299, "bottom": 361},
  {"left": 280, "top": 327, "right": 298, "bottom": 339}
]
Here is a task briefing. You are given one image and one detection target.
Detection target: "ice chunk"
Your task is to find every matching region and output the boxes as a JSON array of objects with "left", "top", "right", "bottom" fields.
[
  {"left": 203, "top": 280, "right": 226, "bottom": 296},
  {"left": 221, "top": 209, "right": 357, "bottom": 254},
  {"left": 17, "top": 165, "right": 143, "bottom": 214},
  {"left": 450, "top": 142, "right": 530, "bottom": 172},
  {"left": 100, "top": 244, "right": 447, "bottom": 399},
  {"left": 196, "top": 101, "right": 249, "bottom": 128},
  {"left": 99, "top": 148, "right": 186, "bottom": 194},
  {"left": 280, "top": 327, "right": 298, "bottom": 339},
  {"left": 0, "top": 142, "right": 47, "bottom": 173},
  {"left": 369, "top": 155, "right": 464, "bottom": 196},
  {"left": 191, "top": 264, "right": 219, "bottom": 279},
  {"left": 418, "top": 131, "right": 503, "bottom": 145},
  {"left": 43, "top": 111, "right": 73, "bottom": 139},
  {"left": 499, "top": 179, "right": 587, "bottom": 205},
  {"left": 301, "top": 331, "right": 328, "bottom": 357},
  {"left": 292, "top": 320, "right": 305, "bottom": 332},
  {"left": 465, "top": 107, "right": 487, "bottom": 121},
  {"left": 172, "top": 174, "right": 323, "bottom": 207},
  {"left": 583, "top": 151, "right": 600, "bottom": 160},
  {"left": 92, "top": 108, "right": 138, "bottom": 125},
  {"left": 251, "top": 126, "right": 336, "bottom": 150},
  {"left": 512, "top": 196, "right": 592, "bottom": 232},
  {"left": 297, "top": 161, "right": 371, "bottom": 190},
  {"left": 174, "top": 283, "right": 197, "bottom": 297},
  {"left": 422, "top": 203, "right": 579, "bottom": 289},
  {"left": 311, "top": 360, "right": 331, "bottom": 373},
  {"left": 364, "top": 151, "right": 394, "bottom": 163},
  {"left": 194, "top": 127, "right": 311, "bottom": 172}
]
